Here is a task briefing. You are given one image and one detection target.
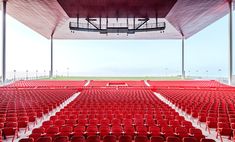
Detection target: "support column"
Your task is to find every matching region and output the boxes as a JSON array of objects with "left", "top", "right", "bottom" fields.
[
  {"left": 182, "top": 36, "right": 185, "bottom": 79},
  {"left": 50, "top": 35, "right": 53, "bottom": 79},
  {"left": 229, "top": 0, "right": 233, "bottom": 85},
  {"left": 2, "top": 0, "right": 6, "bottom": 84}
]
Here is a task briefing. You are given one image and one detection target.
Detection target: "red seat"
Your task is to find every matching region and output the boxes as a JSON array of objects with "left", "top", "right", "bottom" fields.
[
  {"left": 45, "top": 126, "right": 60, "bottom": 139},
  {"left": 86, "top": 135, "right": 100, "bottom": 142},
  {"left": 175, "top": 127, "right": 189, "bottom": 138},
  {"left": 149, "top": 126, "right": 160, "bottom": 136},
  {"left": 36, "top": 136, "right": 52, "bottom": 142},
  {"left": 189, "top": 128, "right": 204, "bottom": 141},
  {"left": 2, "top": 127, "right": 18, "bottom": 141},
  {"left": 150, "top": 136, "right": 164, "bottom": 142},
  {"left": 53, "top": 136, "right": 69, "bottom": 142},
  {"left": 200, "top": 138, "right": 216, "bottom": 142},
  {"left": 119, "top": 135, "right": 132, "bottom": 142},
  {"left": 111, "top": 126, "right": 123, "bottom": 137},
  {"left": 182, "top": 137, "right": 197, "bottom": 142},
  {"left": 19, "top": 138, "right": 34, "bottom": 142},
  {"left": 60, "top": 125, "right": 73, "bottom": 137},
  {"left": 71, "top": 136, "right": 86, "bottom": 142},
  {"left": 74, "top": 126, "right": 86, "bottom": 136},
  {"left": 99, "top": 126, "right": 110, "bottom": 138},
  {"left": 86, "top": 126, "right": 98, "bottom": 136},
  {"left": 103, "top": 135, "right": 117, "bottom": 142},
  {"left": 166, "top": 136, "right": 181, "bottom": 142},
  {"left": 135, "top": 135, "right": 148, "bottom": 142}
]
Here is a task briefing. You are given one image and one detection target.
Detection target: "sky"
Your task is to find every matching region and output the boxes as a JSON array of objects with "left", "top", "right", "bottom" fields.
[{"left": 0, "top": 11, "right": 234, "bottom": 79}]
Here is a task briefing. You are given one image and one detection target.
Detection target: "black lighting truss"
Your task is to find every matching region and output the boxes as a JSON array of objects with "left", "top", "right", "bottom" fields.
[{"left": 69, "top": 17, "right": 166, "bottom": 34}]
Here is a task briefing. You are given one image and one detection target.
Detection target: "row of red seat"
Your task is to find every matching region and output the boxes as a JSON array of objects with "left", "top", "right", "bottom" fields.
[
  {"left": 5, "top": 80, "right": 87, "bottom": 88},
  {"left": 0, "top": 88, "right": 77, "bottom": 141},
  {"left": 158, "top": 89, "right": 235, "bottom": 142},
  {"left": 148, "top": 80, "right": 229, "bottom": 88},
  {"left": 19, "top": 135, "right": 216, "bottom": 142},
  {"left": 88, "top": 80, "right": 146, "bottom": 87},
  {"left": 26, "top": 89, "right": 204, "bottom": 142}
]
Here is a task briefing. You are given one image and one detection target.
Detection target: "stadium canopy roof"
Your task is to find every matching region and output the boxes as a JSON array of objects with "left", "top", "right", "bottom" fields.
[{"left": 1, "top": 0, "right": 234, "bottom": 39}]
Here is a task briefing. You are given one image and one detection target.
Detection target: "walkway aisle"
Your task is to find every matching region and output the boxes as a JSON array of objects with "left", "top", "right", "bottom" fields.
[
  {"left": 154, "top": 92, "right": 232, "bottom": 142},
  {"left": 14, "top": 92, "right": 80, "bottom": 142},
  {"left": 84, "top": 80, "right": 90, "bottom": 86}
]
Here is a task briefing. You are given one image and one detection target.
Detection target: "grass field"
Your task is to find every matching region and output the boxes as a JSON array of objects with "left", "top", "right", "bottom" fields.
[{"left": 49, "top": 76, "right": 185, "bottom": 80}]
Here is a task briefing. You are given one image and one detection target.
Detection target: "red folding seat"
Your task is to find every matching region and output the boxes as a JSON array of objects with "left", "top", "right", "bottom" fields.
[
  {"left": 78, "top": 119, "right": 88, "bottom": 126},
  {"left": 18, "top": 120, "right": 29, "bottom": 133},
  {"left": 123, "top": 119, "right": 133, "bottom": 126},
  {"left": 5, "top": 121, "right": 18, "bottom": 127},
  {"left": 88, "top": 114, "right": 96, "bottom": 119},
  {"left": 50, "top": 116, "right": 58, "bottom": 122},
  {"left": 45, "top": 126, "right": 60, "bottom": 139},
  {"left": 103, "top": 135, "right": 116, "bottom": 142},
  {"left": 100, "top": 118, "right": 110, "bottom": 125},
  {"left": 161, "top": 127, "right": 174, "bottom": 138},
  {"left": 169, "top": 120, "right": 180, "bottom": 129},
  {"left": 86, "top": 126, "right": 98, "bottom": 136},
  {"left": 123, "top": 126, "right": 135, "bottom": 137},
  {"left": 36, "top": 136, "right": 52, "bottom": 142},
  {"left": 189, "top": 128, "right": 204, "bottom": 141},
  {"left": 119, "top": 135, "right": 132, "bottom": 142},
  {"left": 42, "top": 121, "right": 53, "bottom": 129},
  {"left": 0, "top": 129, "right": 2, "bottom": 141},
  {"left": 216, "top": 122, "right": 232, "bottom": 141},
  {"left": 6, "top": 117, "right": 17, "bottom": 122},
  {"left": 99, "top": 126, "right": 110, "bottom": 138},
  {"left": 166, "top": 136, "right": 181, "bottom": 142},
  {"left": 111, "top": 119, "right": 121, "bottom": 126},
  {"left": 19, "top": 138, "right": 34, "bottom": 142},
  {"left": 135, "top": 135, "right": 148, "bottom": 142},
  {"left": 71, "top": 136, "right": 85, "bottom": 142},
  {"left": 86, "top": 135, "right": 100, "bottom": 142},
  {"left": 145, "top": 118, "right": 156, "bottom": 127},
  {"left": 134, "top": 119, "right": 144, "bottom": 126},
  {"left": 78, "top": 114, "right": 87, "bottom": 120},
  {"left": 200, "top": 138, "right": 215, "bottom": 142},
  {"left": 66, "top": 119, "right": 77, "bottom": 127},
  {"left": 89, "top": 119, "right": 99, "bottom": 126},
  {"left": 69, "top": 115, "right": 78, "bottom": 120},
  {"left": 74, "top": 126, "right": 86, "bottom": 136},
  {"left": 150, "top": 136, "right": 164, "bottom": 142},
  {"left": 136, "top": 126, "right": 148, "bottom": 136},
  {"left": 111, "top": 125, "right": 123, "bottom": 137},
  {"left": 60, "top": 125, "right": 73, "bottom": 137},
  {"left": 29, "top": 127, "right": 45, "bottom": 141},
  {"left": 53, "top": 136, "right": 69, "bottom": 142},
  {"left": 181, "top": 121, "right": 193, "bottom": 128},
  {"left": 149, "top": 126, "right": 160, "bottom": 136},
  {"left": 175, "top": 127, "right": 189, "bottom": 139},
  {"left": 59, "top": 115, "right": 68, "bottom": 120},
  {"left": 206, "top": 117, "right": 217, "bottom": 133},
  {"left": 54, "top": 120, "right": 65, "bottom": 127},
  {"left": 2, "top": 127, "right": 18, "bottom": 141},
  {"left": 182, "top": 137, "right": 197, "bottom": 142}
]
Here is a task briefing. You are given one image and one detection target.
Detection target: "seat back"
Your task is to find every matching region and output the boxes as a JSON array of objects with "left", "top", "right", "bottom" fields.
[
  {"left": 71, "top": 136, "right": 86, "bottom": 142},
  {"left": 103, "top": 135, "right": 117, "bottom": 142},
  {"left": 19, "top": 138, "right": 34, "bottom": 142},
  {"left": 166, "top": 136, "right": 181, "bottom": 142},
  {"left": 183, "top": 137, "right": 197, "bottom": 142},
  {"left": 53, "top": 136, "right": 69, "bottom": 142},
  {"left": 119, "top": 135, "right": 132, "bottom": 142},
  {"left": 150, "top": 136, "right": 164, "bottom": 142},
  {"left": 36, "top": 136, "right": 52, "bottom": 142},
  {"left": 200, "top": 138, "right": 216, "bottom": 142},
  {"left": 86, "top": 135, "right": 100, "bottom": 142},
  {"left": 135, "top": 136, "right": 148, "bottom": 142}
]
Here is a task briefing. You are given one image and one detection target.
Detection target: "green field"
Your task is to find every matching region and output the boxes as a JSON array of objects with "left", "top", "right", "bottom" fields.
[{"left": 48, "top": 76, "right": 186, "bottom": 81}]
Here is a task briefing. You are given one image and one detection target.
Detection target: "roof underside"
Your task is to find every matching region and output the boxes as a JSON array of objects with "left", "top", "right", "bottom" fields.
[{"left": 1, "top": 0, "right": 234, "bottom": 39}]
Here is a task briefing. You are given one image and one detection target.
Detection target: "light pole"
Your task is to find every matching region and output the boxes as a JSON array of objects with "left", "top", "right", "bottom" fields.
[
  {"left": 56, "top": 70, "right": 58, "bottom": 77},
  {"left": 165, "top": 68, "right": 168, "bottom": 77},
  {"left": 67, "top": 68, "right": 69, "bottom": 77},
  {"left": 44, "top": 70, "right": 46, "bottom": 77},
  {"left": 36, "top": 70, "right": 38, "bottom": 79},
  {"left": 206, "top": 70, "right": 209, "bottom": 79},
  {"left": 13, "top": 70, "right": 16, "bottom": 81},
  {"left": 26, "top": 70, "right": 28, "bottom": 80}
]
